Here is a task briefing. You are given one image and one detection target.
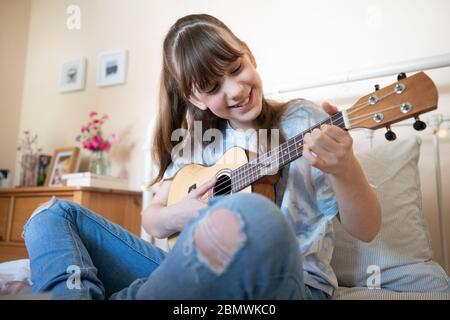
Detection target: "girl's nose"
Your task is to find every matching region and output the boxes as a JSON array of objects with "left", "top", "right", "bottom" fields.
[{"left": 223, "top": 77, "right": 244, "bottom": 104}]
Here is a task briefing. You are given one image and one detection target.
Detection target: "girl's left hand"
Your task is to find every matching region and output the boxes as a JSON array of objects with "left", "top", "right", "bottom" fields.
[{"left": 303, "top": 102, "right": 355, "bottom": 176}]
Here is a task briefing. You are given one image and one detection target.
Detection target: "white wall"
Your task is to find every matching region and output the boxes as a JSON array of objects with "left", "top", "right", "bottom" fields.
[
  {"left": 5, "top": 0, "right": 450, "bottom": 267},
  {"left": 0, "top": 0, "right": 31, "bottom": 184}
]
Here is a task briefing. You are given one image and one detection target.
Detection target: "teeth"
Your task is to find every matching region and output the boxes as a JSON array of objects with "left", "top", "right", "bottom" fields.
[{"left": 236, "top": 95, "right": 250, "bottom": 107}]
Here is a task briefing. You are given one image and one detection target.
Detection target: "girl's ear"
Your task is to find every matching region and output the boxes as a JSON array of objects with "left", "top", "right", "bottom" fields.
[
  {"left": 188, "top": 94, "right": 208, "bottom": 111},
  {"left": 242, "top": 42, "right": 257, "bottom": 68}
]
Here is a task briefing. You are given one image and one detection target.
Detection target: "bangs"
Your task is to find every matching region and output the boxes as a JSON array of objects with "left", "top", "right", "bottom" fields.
[{"left": 174, "top": 24, "right": 243, "bottom": 97}]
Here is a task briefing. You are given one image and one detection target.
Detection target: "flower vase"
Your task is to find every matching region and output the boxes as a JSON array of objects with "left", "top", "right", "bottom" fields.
[
  {"left": 19, "top": 154, "right": 38, "bottom": 187},
  {"left": 88, "top": 151, "right": 109, "bottom": 176}
]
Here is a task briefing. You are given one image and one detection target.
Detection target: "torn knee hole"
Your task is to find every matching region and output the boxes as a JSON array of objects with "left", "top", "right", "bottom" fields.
[{"left": 193, "top": 209, "right": 244, "bottom": 274}]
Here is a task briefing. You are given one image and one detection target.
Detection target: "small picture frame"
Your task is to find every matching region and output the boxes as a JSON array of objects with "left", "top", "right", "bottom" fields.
[
  {"left": 37, "top": 154, "right": 52, "bottom": 186},
  {"left": 45, "top": 147, "right": 80, "bottom": 187},
  {"left": 59, "top": 57, "right": 86, "bottom": 93},
  {"left": 96, "top": 50, "right": 127, "bottom": 87}
]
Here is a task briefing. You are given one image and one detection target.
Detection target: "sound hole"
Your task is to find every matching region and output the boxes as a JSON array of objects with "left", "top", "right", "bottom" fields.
[{"left": 213, "top": 174, "right": 232, "bottom": 196}]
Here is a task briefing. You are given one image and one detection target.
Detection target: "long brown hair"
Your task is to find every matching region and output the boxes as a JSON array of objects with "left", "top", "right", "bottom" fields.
[{"left": 151, "top": 14, "right": 289, "bottom": 185}]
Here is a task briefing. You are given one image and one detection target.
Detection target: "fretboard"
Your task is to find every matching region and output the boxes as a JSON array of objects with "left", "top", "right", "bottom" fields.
[{"left": 231, "top": 111, "right": 345, "bottom": 192}]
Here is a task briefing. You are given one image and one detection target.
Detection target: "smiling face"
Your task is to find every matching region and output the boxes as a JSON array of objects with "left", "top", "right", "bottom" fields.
[
  {"left": 189, "top": 49, "right": 263, "bottom": 130},
  {"left": 172, "top": 26, "right": 264, "bottom": 130}
]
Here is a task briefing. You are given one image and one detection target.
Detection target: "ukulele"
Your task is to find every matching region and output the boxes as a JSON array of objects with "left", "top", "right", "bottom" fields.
[{"left": 166, "top": 71, "right": 438, "bottom": 249}]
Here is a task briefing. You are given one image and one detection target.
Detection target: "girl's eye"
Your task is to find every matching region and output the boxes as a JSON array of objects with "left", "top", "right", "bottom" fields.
[
  {"left": 203, "top": 62, "right": 241, "bottom": 94},
  {"left": 206, "top": 84, "right": 219, "bottom": 94},
  {"left": 232, "top": 63, "right": 242, "bottom": 74}
]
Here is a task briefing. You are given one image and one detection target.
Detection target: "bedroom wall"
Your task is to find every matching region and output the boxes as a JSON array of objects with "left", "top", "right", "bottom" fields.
[
  {"left": 5, "top": 0, "right": 450, "bottom": 270},
  {"left": 0, "top": 0, "right": 31, "bottom": 184}
]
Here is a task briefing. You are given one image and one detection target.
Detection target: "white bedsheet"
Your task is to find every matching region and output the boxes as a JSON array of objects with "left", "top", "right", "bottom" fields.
[{"left": 0, "top": 259, "right": 31, "bottom": 287}]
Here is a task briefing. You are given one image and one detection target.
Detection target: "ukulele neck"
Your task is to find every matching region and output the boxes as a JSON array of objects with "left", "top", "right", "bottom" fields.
[{"left": 231, "top": 111, "right": 347, "bottom": 192}]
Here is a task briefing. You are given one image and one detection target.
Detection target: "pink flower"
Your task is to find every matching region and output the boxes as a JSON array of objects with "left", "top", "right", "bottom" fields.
[
  {"left": 78, "top": 111, "right": 114, "bottom": 153},
  {"left": 90, "top": 135, "right": 101, "bottom": 150},
  {"left": 102, "top": 140, "right": 111, "bottom": 152}
]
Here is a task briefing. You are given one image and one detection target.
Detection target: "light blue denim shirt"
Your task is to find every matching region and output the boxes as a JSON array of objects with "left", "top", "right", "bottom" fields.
[{"left": 163, "top": 99, "right": 340, "bottom": 296}]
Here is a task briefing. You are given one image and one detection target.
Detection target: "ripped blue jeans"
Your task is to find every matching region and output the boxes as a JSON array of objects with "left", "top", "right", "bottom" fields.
[{"left": 22, "top": 193, "right": 328, "bottom": 300}]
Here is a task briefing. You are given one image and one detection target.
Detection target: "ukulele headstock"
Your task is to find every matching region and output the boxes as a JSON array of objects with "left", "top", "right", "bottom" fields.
[{"left": 345, "top": 72, "right": 438, "bottom": 132}]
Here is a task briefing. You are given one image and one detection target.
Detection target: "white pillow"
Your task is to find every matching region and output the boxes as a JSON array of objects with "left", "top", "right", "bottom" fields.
[{"left": 331, "top": 136, "right": 450, "bottom": 292}]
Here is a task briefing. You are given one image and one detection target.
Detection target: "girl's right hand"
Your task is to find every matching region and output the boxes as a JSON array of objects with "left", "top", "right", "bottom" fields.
[{"left": 169, "top": 176, "right": 217, "bottom": 231}]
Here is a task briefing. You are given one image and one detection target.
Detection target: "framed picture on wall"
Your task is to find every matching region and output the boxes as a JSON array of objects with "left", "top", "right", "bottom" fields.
[
  {"left": 45, "top": 147, "right": 80, "bottom": 187},
  {"left": 59, "top": 57, "right": 86, "bottom": 93},
  {"left": 96, "top": 50, "right": 127, "bottom": 87}
]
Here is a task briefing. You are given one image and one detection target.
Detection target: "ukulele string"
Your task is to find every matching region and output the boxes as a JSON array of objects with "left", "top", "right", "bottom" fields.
[
  {"left": 210, "top": 117, "right": 346, "bottom": 196},
  {"left": 210, "top": 111, "right": 347, "bottom": 195},
  {"left": 225, "top": 116, "right": 345, "bottom": 191},
  {"left": 347, "top": 104, "right": 403, "bottom": 127},
  {"left": 346, "top": 89, "right": 398, "bottom": 116}
]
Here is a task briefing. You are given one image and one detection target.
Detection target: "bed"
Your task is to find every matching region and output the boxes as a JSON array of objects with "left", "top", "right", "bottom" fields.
[{"left": 1, "top": 135, "right": 449, "bottom": 299}]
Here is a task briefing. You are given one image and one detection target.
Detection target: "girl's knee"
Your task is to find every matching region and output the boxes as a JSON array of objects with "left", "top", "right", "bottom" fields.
[
  {"left": 192, "top": 193, "right": 296, "bottom": 275},
  {"left": 22, "top": 197, "right": 57, "bottom": 236},
  {"left": 193, "top": 208, "right": 245, "bottom": 274},
  {"left": 22, "top": 198, "right": 75, "bottom": 239}
]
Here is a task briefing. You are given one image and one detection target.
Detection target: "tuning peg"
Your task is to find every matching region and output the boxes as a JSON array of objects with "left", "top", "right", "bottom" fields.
[
  {"left": 374, "top": 84, "right": 380, "bottom": 91},
  {"left": 413, "top": 116, "right": 427, "bottom": 131},
  {"left": 397, "top": 72, "right": 407, "bottom": 81},
  {"left": 385, "top": 127, "right": 397, "bottom": 141}
]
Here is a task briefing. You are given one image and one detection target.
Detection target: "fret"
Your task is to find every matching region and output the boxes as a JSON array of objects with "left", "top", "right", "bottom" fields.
[{"left": 231, "top": 112, "right": 344, "bottom": 193}]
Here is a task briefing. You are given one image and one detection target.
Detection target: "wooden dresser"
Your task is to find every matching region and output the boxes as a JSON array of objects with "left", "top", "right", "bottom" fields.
[{"left": 0, "top": 186, "right": 142, "bottom": 262}]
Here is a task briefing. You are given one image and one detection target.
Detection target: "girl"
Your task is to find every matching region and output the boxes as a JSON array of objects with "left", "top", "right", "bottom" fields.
[{"left": 22, "top": 13, "right": 381, "bottom": 300}]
